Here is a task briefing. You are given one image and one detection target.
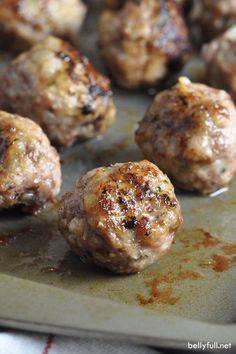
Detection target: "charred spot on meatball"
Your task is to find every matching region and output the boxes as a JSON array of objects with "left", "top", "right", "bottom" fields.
[
  {"left": 98, "top": 0, "right": 191, "bottom": 89},
  {"left": 123, "top": 217, "right": 138, "bottom": 229},
  {"left": 0, "top": 36, "right": 116, "bottom": 148},
  {"left": 135, "top": 77, "right": 236, "bottom": 194},
  {"left": 81, "top": 104, "right": 93, "bottom": 115},
  {"left": 0, "top": 0, "right": 87, "bottom": 52},
  {"left": 58, "top": 160, "right": 183, "bottom": 274},
  {"left": 0, "top": 111, "right": 61, "bottom": 213}
]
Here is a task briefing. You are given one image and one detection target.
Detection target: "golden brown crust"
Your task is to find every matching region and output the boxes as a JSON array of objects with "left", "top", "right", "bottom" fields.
[
  {"left": 98, "top": 0, "right": 191, "bottom": 89},
  {"left": 58, "top": 160, "right": 183, "bottom": 274},
  {"left": 0, "top": 0, "right": 87, "bottom": 52},
  {"left": 135, "top": 77, "right": 236, "bottom": 194},
  {"left": 0, "top": 110, "right": 61, "bottom": 212},
  {"left": 0, "top": 37, "right": 116, "bottom": 148}
]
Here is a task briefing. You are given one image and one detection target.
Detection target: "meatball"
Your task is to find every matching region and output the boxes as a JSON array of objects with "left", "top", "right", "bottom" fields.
[
  {"left": 58, "top": 160, "right": 182, "bottom": 274},
  {"left": 135, "top": 77, "right": 236, "bottom": 194},
  {"left": 0, "top": 36, "right": 116, "bottom": 148},
  {"left": 98, "top": 0, "right": 191, "bottom": 89},
  {"left": 189, "top": 0, "right": 236, "bottom": 43},
  {"left": 0, "top": 0, "right": 87, "bottom": 52},
  {"left": 203, "top": 26, "right": 236, "bottom": 104},
  {"left": 0, "top": 111, "right": 61, "bottom": 212}
]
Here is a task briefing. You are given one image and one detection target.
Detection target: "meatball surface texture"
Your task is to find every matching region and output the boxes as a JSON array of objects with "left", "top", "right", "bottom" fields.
[
  {"left": 0, "top": 0, "right": 87, "bottom": 52},
  {"left": 135, "top": 77, "right": 236, "bottom": 194},
  {"left": 58, "top": 160, "right": 182, "bottom": 274},
  {"left": 189, "top": 0, "right": 236, "bottom": 43},
  {"left": 98, "top": 0, "right": 191, "bottom": 89},
  {"left": 203, "top": 26, "right": 236, "bottom": 104},
  {"left": 0, "top": 111, "right": 61, "bottom": 212},
  {"left": 0, "top": 36, "right": 116, "bottom": 148}
]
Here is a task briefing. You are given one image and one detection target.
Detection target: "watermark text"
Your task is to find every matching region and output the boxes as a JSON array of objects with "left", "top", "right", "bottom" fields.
[{"left": 187, "top": 341, "right": 231, "bottom": 351}]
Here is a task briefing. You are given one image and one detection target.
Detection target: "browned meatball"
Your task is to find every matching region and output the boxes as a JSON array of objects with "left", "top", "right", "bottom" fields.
[
  {"left": 0, "top": 0, "right": 87, "bottom": 52},
  {"left": 98, "top": 0, "right": 191, "bottom": 89},
  {"left": 0, "top": 36, "right": 116, "bottom": 148},
  {"left": 58, "top": 160, "right": 183, "bottom": 274},
  {"left": 189, "top": 0, "right": 236, "bottom": 43},
  {"left": 0, "top": 111, "right": 61, "bottom": 212},
  {"left": 203, "top": 26, "right": 236, "bottom": 104},
  {"left": 135, "top": 77, "right": 236, "bottom": 194}
]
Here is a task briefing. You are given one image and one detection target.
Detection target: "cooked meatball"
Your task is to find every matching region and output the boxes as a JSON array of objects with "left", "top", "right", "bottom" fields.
[
  {"left": 135, "top": 77, "right": 236, "bottom": 194},
  {"left": 58, "top": 160, "right": 182, "bottom": 274},
  {"left": 0, "top": 36, "right": 116, "bottom": 148},
  {"left": 98, "top": 0, "right": 191, "bottom": 89},
  {"left": 0, "top": 111, "right": 61, "bottom": 212},
  {"left": 203, "top": 26, "right": 236, "bottom": 104},
  {"left": 189, "top": 0, "right": 236, "bottom": 43},
  {"left": 0, "top": 0, "right": 87, "bottom": 52}
]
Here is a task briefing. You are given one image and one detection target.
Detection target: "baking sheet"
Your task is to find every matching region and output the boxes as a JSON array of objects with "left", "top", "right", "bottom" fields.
[{"left": 0, "top": 1, "right": 236, "bottom": 350}]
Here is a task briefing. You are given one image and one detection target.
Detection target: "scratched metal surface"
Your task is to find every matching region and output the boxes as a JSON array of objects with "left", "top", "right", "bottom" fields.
[{"left": 0, "top": 1, "right": 235, "bottom": 350}]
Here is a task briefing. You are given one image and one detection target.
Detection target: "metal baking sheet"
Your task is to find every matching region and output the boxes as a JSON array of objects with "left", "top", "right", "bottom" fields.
[{"left": 0, "top": 1, "right": 236, "bottom": 350}]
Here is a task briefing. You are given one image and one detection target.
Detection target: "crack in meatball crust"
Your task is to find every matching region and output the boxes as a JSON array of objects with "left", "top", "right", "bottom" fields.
[
  {"left": 135, "top": 77, "right": 236, "bottom": 194},
  {"left": 0, "top": 36, "right": 116, "bottom": 148},
  {"left": 0, "top": 0, "right": 87, "bottom": 52},
  {"left": 58, "top": 160, "right": 183, "bottom": 274},
  {"left": 98, "top": 0, "right": 191, "bottom": 89},
  {"left": 0, "top": 111, "right": 61, "bottom": 212}
]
